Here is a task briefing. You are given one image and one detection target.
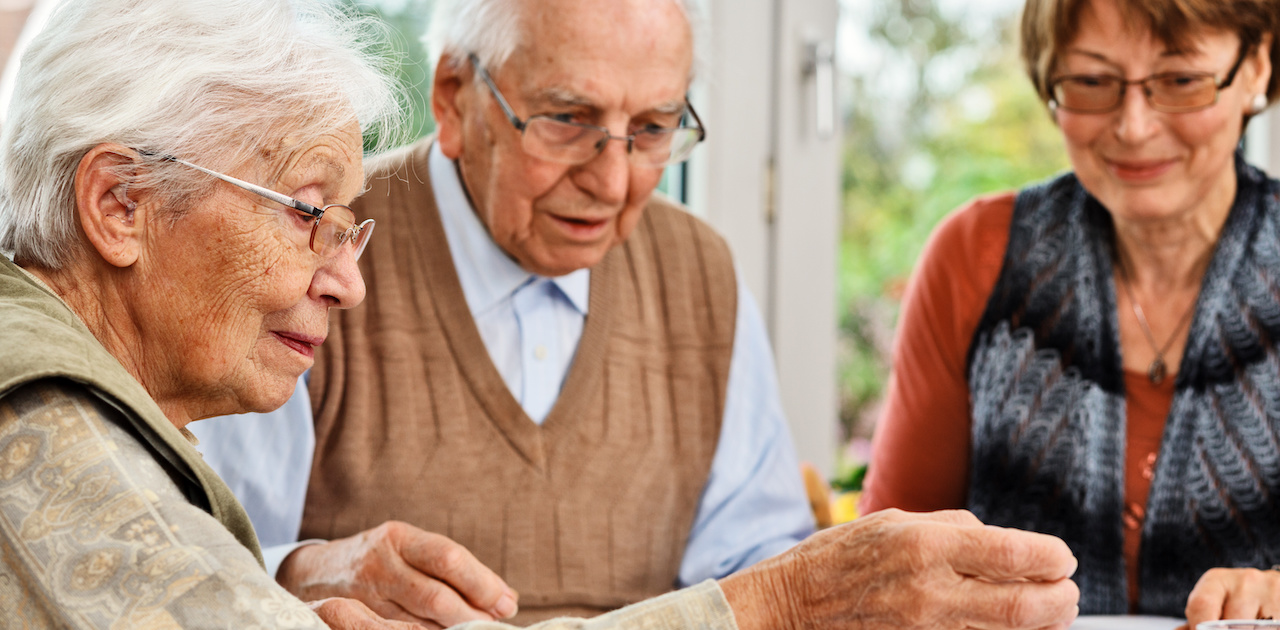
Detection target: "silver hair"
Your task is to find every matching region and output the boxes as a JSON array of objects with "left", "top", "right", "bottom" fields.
[
  {"left": 0, "top": 0, "right": 405, "bottom": 268},
  {"left": 426, "top": 0, "right": 703, "bottom": 74}
]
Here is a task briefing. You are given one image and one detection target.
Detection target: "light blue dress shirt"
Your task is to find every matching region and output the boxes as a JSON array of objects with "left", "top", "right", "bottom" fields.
[{"left": 191, "top": 143, "right": 815, "bottom": 586}]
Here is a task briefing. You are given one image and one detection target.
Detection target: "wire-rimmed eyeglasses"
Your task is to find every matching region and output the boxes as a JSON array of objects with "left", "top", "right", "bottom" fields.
[
  {"left": 1049, "top": 49, "right": 1247, "bottom": 114},
  {"left": 144, "top": 152, "right": 374, "bottom": 260},
  {"left": 468, "top": 53, "right": 706, "bottom": 168}
]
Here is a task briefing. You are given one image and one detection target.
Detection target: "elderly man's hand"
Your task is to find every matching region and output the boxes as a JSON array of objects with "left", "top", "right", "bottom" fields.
[
  {"left": 1184, "top": 567, "right": 1280, "bottom": 628},
  {"left": 719, "top": 509, "right": 1080, "bottom": 630},
  {"left": 279, "top": 521, "right": 518, "bottom": 628}
]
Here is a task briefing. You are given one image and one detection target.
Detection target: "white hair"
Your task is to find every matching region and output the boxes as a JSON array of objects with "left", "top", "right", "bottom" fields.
[
  {"left": 0, "top": 0, "right": 405, "bottom": 268},
  {"left": 426, "top": 0, "right": 702, "bottom": 74}
]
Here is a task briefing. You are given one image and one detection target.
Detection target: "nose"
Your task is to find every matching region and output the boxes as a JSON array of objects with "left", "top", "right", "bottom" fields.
[
  {"left": 1114, "top": 83, "right": 1160, "bottom": 145},
  {"left": 572, "top": 133, "right": 630, "bottom": 206},
  {"left": 310, "top": 245, "right": 367, "bottom": 309}
]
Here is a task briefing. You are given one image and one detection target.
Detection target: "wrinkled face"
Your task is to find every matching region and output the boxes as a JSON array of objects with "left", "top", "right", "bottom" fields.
[
  {"left": 131, "top": 121, "right": 367, "bottom": 418},
  {"left": 1053, "top": 0, "right": 1272, "bottom": 224},
  {"left": 439, "top": 0, "right": 694, "bottom": 276}
]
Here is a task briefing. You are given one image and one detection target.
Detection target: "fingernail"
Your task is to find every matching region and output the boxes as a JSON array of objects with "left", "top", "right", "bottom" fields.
[
  {"left": 1067, "top": 558, "right": 1079, "bottom": 579},
  {"left": 492, "top": 593, "right": 518, "bottom": 619}
]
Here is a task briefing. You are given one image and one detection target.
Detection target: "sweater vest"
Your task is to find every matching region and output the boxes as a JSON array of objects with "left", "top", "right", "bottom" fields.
[
  {"left": 966, "top": 158, "right": 1280, "bottom": 615},
  {"left": 302, "top": 139, "right": 736, "bottom": 623},
  {"left": 0, "top": 257, "right": 263, "bottom": 566}
]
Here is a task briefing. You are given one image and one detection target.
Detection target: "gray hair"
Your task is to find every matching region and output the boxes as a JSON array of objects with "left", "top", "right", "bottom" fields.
[
  {"left": 426, "top": 0, "right": 702, "bottom": 74},
  {"left": 0, "top": 0, "right": 405, "bottom": 268}
]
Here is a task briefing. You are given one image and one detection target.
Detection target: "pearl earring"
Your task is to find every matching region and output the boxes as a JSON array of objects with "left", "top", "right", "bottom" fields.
[{"left": 1251, "top": 93, "right": 1269, "bottom": 114}]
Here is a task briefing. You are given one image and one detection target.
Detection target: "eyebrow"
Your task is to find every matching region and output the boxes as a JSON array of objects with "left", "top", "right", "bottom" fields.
[
  {"left": 1064, "top": 47, "right": 1195, "bottom": 67},
  {"left": 532, "top": 86, "right": 688, "bottom": 117}
]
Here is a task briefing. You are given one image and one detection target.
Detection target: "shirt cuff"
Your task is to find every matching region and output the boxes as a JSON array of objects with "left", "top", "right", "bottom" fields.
[{"left": 263, "top": 539, "right": 325, "bottom": 578}]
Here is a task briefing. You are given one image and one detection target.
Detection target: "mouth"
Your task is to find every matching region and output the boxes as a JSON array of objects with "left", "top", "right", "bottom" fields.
[
  {"left": 548, "top": 213, "right": 612, "bottom": 240},
  {"left": 272, "top": 331, "right": 325, "bottom": 359},
  {"left": 1105, "top": 158, "right": 1177, "bottom": 182}
]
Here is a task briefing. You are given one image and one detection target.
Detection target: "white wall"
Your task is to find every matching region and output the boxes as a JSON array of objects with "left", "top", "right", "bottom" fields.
[{"left": 697, "top": 0, "right": 841, "bottom": 476}]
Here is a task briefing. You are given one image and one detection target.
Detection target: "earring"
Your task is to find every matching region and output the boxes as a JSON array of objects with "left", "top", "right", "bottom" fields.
[{"left": 1251, "top": 93, "right": 1269, "bottom": 114}]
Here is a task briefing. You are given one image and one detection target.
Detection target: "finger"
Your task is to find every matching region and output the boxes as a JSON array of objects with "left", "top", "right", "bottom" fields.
[
  {"left": 384, "top": 571, "right": 496, "bottom": 627},
  {"left": 399, "top": 532, "right": 517, "bottom": 618},
  {"left": 1221, "top": 587, "right": 1265, "bottom": 621},
  {"left": 948, "top": 526, "right": 1077, "bottom": 582},
  {"left": 958, "top": 578, "right": 1080, "bottom": 630},
  {"left": 1186, "top": 573, "right": 1229, "bottom": 627},
  {"left": 373, "top": 600, "right": 447, "bottom": 630},
  {"left": 311, "top": 597, "right": 429, "bottom": 630}
]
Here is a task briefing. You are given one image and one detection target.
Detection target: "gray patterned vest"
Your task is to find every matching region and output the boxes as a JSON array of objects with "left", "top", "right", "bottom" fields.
[{"left": 966, "top": 155, "right": 1280, "bottom": 615}]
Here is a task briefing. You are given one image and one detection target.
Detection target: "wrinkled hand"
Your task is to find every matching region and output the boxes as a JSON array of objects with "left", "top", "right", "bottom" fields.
[
  {"left": 280, "top": 521, "right": 518, "bottom": 628},
  {"left": 1185, "top": 567, "right": 1280, "bottom": 628},
  {"left": 720, "top": 509, "right": 1080, "bottom": 630},
  {"left": 310, "top": 597, "right": 431, "bottom": 629}
]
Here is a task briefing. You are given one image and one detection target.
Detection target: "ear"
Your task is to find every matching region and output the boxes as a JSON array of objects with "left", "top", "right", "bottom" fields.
[
  {"left": 432, "top": 53, "right": 470, "bottom": 160},
  {"left": 74, "top": 143, "right": 146, "bottom": 268},
  {"left": 1247, "top": 34, "right": 1273, "bottom": 99}
]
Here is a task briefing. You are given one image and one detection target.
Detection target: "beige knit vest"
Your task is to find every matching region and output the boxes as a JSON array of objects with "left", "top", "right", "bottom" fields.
[{"left": 302, "top": 140, "right": 737, "bottom": 623}]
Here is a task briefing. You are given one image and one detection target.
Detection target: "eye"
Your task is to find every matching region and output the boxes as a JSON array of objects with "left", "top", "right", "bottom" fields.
[
  {"left": 292, "top": 208, "right": 319, "bottom": 227},
  {"left": 1070, "top": 75, "right": 1116, "bottom": 89},
  {"left": 547, "top": 112, "right": 580, "bottom": 124}
]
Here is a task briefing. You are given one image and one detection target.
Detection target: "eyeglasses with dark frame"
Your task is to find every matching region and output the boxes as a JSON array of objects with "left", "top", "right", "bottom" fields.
[
  {"left": 468, "top": 53, "right": 706, "bottom": 168},
  {"left": 143, "top": 151, "right": 374, "bottom": 260},
  {"left": 1049, "top": 48, "right": 1248, "bottom": 114}
]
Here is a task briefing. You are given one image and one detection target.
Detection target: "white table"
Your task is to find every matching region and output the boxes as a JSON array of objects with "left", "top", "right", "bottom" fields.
[{"left": 1070, "top": 616, "right": 1183, "bottom": 630}]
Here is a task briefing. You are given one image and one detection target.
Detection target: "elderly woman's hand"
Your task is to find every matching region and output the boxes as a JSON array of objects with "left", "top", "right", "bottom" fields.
[
  {"left": 280, "top": 520, "right": 519, "bottom": 628},
  {"left": 309, "top": 597, "right": 433, "bottom": 629},
  {"left": 719, "top": 508, "right": 1080, "bottom": 630},
  {"left": 1185, "top": 567, "right": 1280, "bottom": 627}
]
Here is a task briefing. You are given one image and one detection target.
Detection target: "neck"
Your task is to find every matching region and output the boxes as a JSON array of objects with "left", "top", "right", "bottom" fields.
[
  {"left": 21, "top": 261, "right": 194, "bottom": 430},
  {"left": 1111, "top": 184, "right": 1234, "bottom": 298}
]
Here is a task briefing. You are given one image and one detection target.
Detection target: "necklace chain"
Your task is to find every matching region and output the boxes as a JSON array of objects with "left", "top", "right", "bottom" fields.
[{"left": 1117, "top": 260, "right": 1195, "bottom": 385}]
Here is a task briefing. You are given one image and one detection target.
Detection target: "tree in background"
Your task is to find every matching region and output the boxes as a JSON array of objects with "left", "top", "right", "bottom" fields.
[{"left": 836, "top": 0, "right": 1067, "bottom": 478}]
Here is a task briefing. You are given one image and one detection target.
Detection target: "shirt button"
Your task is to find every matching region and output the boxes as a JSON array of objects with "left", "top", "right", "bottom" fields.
[{"left": 534, "top": 345, "right": 548, "bottom": 361}]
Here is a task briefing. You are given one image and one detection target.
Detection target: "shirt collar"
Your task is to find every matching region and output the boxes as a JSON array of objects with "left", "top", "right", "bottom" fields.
[{"left": 429, "top": 143, "right": 590, "bottom": 316}]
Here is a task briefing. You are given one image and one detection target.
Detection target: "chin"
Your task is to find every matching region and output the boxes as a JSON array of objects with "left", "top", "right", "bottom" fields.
[{"left": 237, "top": 372, "right": 302, "bottom": 414}]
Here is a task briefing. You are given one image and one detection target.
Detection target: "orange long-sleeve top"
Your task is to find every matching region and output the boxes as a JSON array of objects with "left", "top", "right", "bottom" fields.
[{"left": 860, "top": 192, "right": 1174, "bottom": 611}]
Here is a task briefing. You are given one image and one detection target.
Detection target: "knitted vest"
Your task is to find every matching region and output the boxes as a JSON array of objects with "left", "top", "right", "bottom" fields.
[
  {"left": 966, "top": 156, "right": 1280, "bottom": 615},
  {"left": 301, "top": 140, "right": 736, "bottom": 623},
  {"left": 0, "top": 257, "right": 263, "bottom": 566}
]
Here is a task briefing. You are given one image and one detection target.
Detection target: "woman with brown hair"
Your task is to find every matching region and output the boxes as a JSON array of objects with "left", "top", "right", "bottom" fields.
[{"left": 862, "top": 0, "right": 1280, "bottom": 623}]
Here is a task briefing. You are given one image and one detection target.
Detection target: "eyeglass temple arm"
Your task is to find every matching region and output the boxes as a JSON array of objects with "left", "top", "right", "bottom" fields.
[
  {"left": 468, "top": 54, "right": 527, "bottom": 132},
  {"left": 139, "top": 150, "right": 324, "bottom": 219}
]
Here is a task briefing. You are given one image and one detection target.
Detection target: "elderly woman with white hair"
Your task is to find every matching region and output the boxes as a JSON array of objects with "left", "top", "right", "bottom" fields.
[{"left": 0, "top": 0, "right": 446, "bottom": 627}]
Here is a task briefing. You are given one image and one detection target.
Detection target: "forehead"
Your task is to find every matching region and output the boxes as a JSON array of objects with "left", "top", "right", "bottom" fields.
[
  {"left": 1063, "top": 0, "right": 1237, "bottom": 59},
  {"left": 503, "top": 0, "right": 693, "bottom": 107}
]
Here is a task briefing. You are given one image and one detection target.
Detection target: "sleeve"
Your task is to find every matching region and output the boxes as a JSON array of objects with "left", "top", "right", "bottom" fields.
[
  {"left": 859, "top": 194, "right": 1014, "bottom": 514},
  {"left": 0, "top": 379, "right": 327, "bottom": 629},
  {"left": 677, "top": 274, "right": 816, "bottom": 587},
  {"left": 453, "top": 580, "right": 737, "bottom": 630}
]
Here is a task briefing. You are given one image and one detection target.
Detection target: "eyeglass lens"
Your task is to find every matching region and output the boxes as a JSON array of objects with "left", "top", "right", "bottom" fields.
[
  {"left": 308, "top": 205, "right": 375, "bottom": 261},
  {"left": 1053, "top": 74, "right": 1220, "bottom": 113},
  {"left": 522, "top": 118, "right": 702, "bottom": 167}
]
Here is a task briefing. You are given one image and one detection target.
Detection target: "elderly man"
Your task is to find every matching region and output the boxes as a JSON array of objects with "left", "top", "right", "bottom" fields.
[{"left": 194, "top": 0, "right": 1081, "bottom": 628}]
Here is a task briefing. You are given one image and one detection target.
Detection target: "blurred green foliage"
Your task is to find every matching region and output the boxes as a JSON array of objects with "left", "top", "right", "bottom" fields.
[
  {"left": 343, "top": 0, "right": 436, "bottom": 149},
  {"left": 837, "top": 0, "right": 1069, "bottom": 443}
]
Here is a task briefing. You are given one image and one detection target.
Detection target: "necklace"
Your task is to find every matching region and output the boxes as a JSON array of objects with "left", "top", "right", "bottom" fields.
[{"left": 1117, "top": 261, "right": 1196, "bottom": 385}]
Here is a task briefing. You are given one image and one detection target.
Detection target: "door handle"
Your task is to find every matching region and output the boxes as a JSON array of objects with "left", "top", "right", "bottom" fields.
[{"left": 803, "top": 39, "right": 836, "bottom": 140}]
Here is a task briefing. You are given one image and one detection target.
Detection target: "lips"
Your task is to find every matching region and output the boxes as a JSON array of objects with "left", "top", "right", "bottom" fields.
[
  {"left": 272, "top": 331, "right": 325, "bottom": 359},
  {"left": 548, "top": 213, "right": 611, "bottom": 240},
  {"left": 1106, "top": 158, "right": 1177, "bottom": 182}
]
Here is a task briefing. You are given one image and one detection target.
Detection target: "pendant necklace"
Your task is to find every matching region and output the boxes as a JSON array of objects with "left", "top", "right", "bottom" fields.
[{"left": 1117, "top": 261, "right": 1195, "bottom": 385}]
